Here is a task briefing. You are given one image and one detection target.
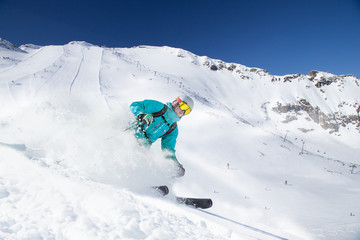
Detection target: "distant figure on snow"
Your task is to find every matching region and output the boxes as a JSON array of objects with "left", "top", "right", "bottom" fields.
[{"left": 129, "top": 95, "right": 194, "bottom": 178}]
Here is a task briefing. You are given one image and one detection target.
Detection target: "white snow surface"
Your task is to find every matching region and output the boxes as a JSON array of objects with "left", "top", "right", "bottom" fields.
[{"left": 0, "top": 41, "right": 359, "bottom": 240}]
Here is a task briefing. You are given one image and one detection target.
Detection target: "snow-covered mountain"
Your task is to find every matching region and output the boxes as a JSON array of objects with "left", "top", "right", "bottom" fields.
[{"left": 0, "top": 39, "right": 359, "bottom": 240}]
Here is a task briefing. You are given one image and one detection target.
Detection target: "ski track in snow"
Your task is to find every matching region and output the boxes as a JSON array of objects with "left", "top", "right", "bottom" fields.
[
  {"left": 1, "top": 41, "right": 360, "bottom": 240},
  {"left": 69, "top": 48, "right": 84, "bottom": 95}
]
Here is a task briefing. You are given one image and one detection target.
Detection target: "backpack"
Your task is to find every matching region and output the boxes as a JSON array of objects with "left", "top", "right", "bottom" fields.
[{"left": 138, "top": 104, "right": 177, "bottom": 144}]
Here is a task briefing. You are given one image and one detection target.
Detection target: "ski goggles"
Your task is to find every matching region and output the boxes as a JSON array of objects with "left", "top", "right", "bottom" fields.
[{"left": 176, "top": 97, "right": 192, "bottom": 115}]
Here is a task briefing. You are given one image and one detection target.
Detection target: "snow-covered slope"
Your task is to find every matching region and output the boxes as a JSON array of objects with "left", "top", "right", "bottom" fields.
[{"left": 0, "top": 39, "right": 359, "bottom": 240}]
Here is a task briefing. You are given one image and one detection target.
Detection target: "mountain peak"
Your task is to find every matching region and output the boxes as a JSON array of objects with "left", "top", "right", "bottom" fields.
[
  {"left": 67, "top": 41, "right": 96, "bottom": 47},
  {"left": 0, "top": 38, "right": 27, "bottom": 53}
]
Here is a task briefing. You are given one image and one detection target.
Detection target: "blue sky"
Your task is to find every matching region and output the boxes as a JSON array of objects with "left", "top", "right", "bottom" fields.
[{"left": 1, "top": 0, "right": 360, "bottom": 77}]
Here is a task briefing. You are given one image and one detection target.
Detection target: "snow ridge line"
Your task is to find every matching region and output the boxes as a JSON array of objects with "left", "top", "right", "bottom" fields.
[
  {"left": 112, "top": 49, "right": 192, "bottom": 89},
  {"left": 98, "top": 49, "right": 113, "bottom": 109},
  {"left": 98, "top": 49, "right": 107, "bottom": 96},
  {"left": 197, "top": 209, "right": 289, "bottom": 240},
  {"left": 0, "top": 47, "right": 45, "bottom": 75}
]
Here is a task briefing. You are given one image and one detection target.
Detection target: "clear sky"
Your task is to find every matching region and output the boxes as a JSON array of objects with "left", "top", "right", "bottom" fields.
[{"left": 1, "top": 0, "right": 360, "bottom": 77}]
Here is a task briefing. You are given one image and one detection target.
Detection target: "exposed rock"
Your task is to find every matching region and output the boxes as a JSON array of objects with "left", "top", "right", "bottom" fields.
[
  {"left": 307, "top": 70, "right": 319, "bottom": 81},
  {"left": 0, "top": 38, "right": 27, "bottom": 53},
  {"left": 284, "top": 74, "right": 301, "bottom": 83},
  {"left": 210, "top": 65, "right": 218, "bottom": 71},
  {"left": 283, "top": 116, "right": 298, "bottom": 123},
  {"left": 298, "top": 128, "right": 314, "bottom": 133}
]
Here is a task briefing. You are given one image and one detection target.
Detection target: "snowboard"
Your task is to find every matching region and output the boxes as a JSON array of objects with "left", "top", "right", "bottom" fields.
[{"left": 152, "top": 185, "right": 213, "bottom": 209}]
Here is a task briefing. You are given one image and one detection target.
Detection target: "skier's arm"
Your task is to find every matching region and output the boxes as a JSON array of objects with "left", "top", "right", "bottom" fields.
[
  {"left": 161, "top": 128, "right": 185, "bottom": 177},
  {"left": 130, "top": 100, "right": 164, "bottom": 117},
  {"left": 161, "top": 127, "right": 178, "bottom": 162}
]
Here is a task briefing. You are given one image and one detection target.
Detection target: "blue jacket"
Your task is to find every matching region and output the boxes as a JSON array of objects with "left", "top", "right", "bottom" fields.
[{"left": 130, "top": 100, "right": 180, "bottom": 162}]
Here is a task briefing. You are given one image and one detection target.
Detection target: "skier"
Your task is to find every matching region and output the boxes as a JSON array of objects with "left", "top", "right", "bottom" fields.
[{"left": 130, "top": 95, "right": 194, "bottom": 178}]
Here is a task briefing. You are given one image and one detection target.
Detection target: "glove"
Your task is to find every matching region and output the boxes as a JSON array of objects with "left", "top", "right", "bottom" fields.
[
  {"left": 176, "top": 163, "right": 185, "bottom": 178},
  {"left": 139, "top": 114, "right": 154, "bottom": 126}
]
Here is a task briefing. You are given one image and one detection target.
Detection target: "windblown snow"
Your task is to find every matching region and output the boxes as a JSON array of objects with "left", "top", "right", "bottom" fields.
[{"left": 0, "top": 39, "right": 359, "bottom": 240}]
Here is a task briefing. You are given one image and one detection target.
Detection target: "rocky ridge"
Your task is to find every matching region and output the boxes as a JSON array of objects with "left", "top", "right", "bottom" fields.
[{"left": 191, "top": 53, "right": 360, "bottom": 134}]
